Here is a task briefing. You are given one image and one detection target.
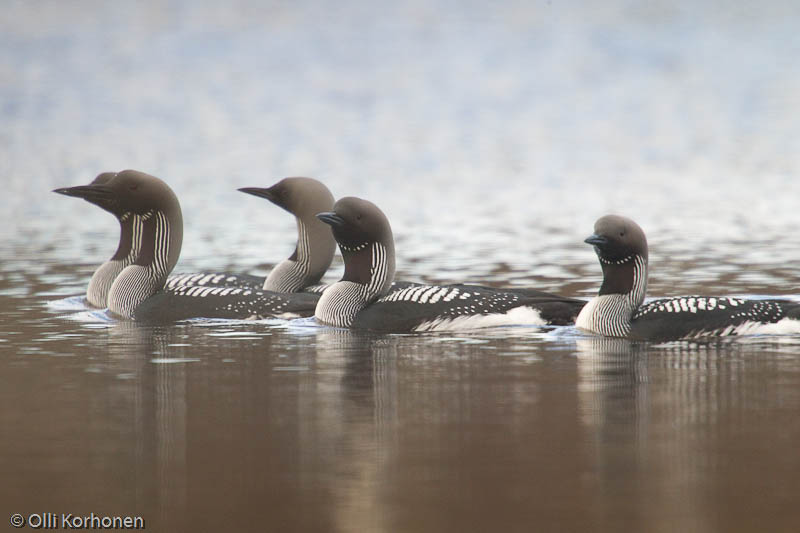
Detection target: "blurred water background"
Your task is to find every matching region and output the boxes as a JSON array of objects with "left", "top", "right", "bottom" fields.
[{"left": 2, "top": 0, "right": 800, "bottom": 531}]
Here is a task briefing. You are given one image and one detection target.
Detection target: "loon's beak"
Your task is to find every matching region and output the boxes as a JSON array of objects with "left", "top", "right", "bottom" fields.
[
  {"left": 53, "top": 184, "right": 113, "bottom": 203},
  {"left": 584, "top": 234, "right": 608, "bottom": 246},
  {"left": 316, "top": 211, "right": 346, "bottom": 228},
  {"left": 238, "top": 186, "right": 278, "bottom": 203}
]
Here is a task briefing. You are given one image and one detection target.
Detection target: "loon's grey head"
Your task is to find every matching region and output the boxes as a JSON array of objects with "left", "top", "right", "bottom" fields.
[
  {"left": 54, "top": 172, "right": 122, "bottom": 216},
  {"left": 55, "top": 171, "right": 137, "bottom": 262},
  {"left": 69, "top": 169, "right": 183, "bottom": 273},
  {"left": 239, "top": 177, "right": 337, "bottom": 291},
  {"left": 316, "top": 196, "right": 396, "bottom": 294},
  {"left": 239, "top": 177, "right": 334, "bottom": 218},
  {"left": 104, "top": 170, "right": 180, "bottom": 213},
  {"left": 105, "top": 170, "right": 183, "bottom": 270},
  {"left": 55, "top": 170, "right": 180, "bottom": 218},
  {"left": 585, "top": 215, "right": 648, "bottom": 296}
]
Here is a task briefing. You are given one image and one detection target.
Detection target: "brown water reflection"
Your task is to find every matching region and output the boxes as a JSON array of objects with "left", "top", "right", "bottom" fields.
[
  {"left": 576, "top": 338, "right": 800, "bottom": 533},
  {"left": 3, "top": 294, "right": 800, "bottom": 531}
]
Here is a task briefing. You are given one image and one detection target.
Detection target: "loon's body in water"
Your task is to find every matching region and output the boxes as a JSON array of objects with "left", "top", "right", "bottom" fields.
[
  {"left": 165, "top": 177, "right": 337, "bottom": 293},
  {"left": 313, "top": 197, "right": 585, "bottom": 332},
  {"left": 575, "top": 215, "right": 800, "bottom": 341},
  {"left": 55, "top": 170, "right": 319, "bottom": 321}
]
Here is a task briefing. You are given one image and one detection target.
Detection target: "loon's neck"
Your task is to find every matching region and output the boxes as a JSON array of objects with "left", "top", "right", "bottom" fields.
[
  {"left": 314, "top": 281, "right": 373, "bottom": 327},
  {"left": 107, "top": 209, "right": 183, "bottom": 318},
  {"left": 86, "top": 212, "right": 140, "bottom": 307},
  {"left": 263, "top": 218, "right": 335, "bottom": 292},
  {"left": 576, "top": 254, "right": 648, "bottom": 337},
  {"left": 315, "top": 241, "right": 394, "bottom": 327}
]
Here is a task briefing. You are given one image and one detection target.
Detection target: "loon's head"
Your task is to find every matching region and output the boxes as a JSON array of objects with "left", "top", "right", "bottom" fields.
[
  {"left": 316, "top": 196, "right": 395, "bottom": 294},
  {"left": 239, "top": 177, "right": 334, "bottom": 219},
  {"left": 586, "top": 215, "right": 648, "bottom": 264},
  {"left": 239, "top": 177, "right": 337, "bottom": 290},
  {"left": 54, "top": 172, "right": 122, "bottom": 216},
  {"left": 100, "top": 171, "right": 183, "bottom": 271},
  {"left": 55, "top": 170, "right": 181, "bottom": 222},
  {"left": 55, "top": 170, "right": 179, "bottom": 263},
  {"left": 104, "top": 170, "right": 182, "bottom": 220},
  {"left": 585, "top": 215, "right": 648, "bottom": 297}
]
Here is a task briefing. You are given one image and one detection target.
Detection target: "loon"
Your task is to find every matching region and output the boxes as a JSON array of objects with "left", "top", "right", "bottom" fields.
[
  {"left": 56, "top": 170, "right": 319, "bottom": 321},
  {"left": 575, "top": 214, "right": 800, "bottom": 341},
  {"left": 165, "top": 177, "right": 337, "bottom": 293},
  {"left": 54, "top": 172, "right": 138, "bottom": 308},
  {"left": 314, "top": 197, "right": 585, "bottom": 332}
]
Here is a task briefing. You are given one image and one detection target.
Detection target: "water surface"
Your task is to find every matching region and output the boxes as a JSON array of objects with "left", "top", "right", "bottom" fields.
[{"left": 3, "top": 1, "right": 800, "bottom": 531}]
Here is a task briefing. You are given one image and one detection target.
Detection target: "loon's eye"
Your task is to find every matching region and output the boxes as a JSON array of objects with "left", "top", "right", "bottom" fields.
[
  {"left": 129, "top": 184, "right": 138, "bottom": 191},
  {"left": 356, "top": 214, "right": 362, "bottom": 221},
  {"left": 619, "top": 231, "right": 625, "bottom": 237}
]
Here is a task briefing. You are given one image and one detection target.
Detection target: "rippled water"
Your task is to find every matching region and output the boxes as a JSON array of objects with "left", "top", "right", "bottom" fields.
[{"left": 3, "top": 1, "right": 800, "bottom": 531}]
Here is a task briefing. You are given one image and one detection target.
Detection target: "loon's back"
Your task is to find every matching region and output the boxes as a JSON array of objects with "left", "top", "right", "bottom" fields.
[
  {"left": 629, "top": 296, "right": 800, "bottom": 341},
  {"left": 351, "top": 284, "right": 585, "bottom": 332},
  {"left": 133, "top": 285, "right": 321, "bottom": 323}
]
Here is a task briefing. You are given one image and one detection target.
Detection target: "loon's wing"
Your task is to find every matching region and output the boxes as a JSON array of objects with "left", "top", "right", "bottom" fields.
[
  {"left": 133, "top": 285, "right": 320, "bottom": 323},
  {"left": 630, "top": 296, "right": 800, "bottom": 341},
  {"left": 352, "top": 284, "right": 584, "bottom": 332},
  {"left": 166, "top": 271, "right": 264, "bottom": 290}
]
